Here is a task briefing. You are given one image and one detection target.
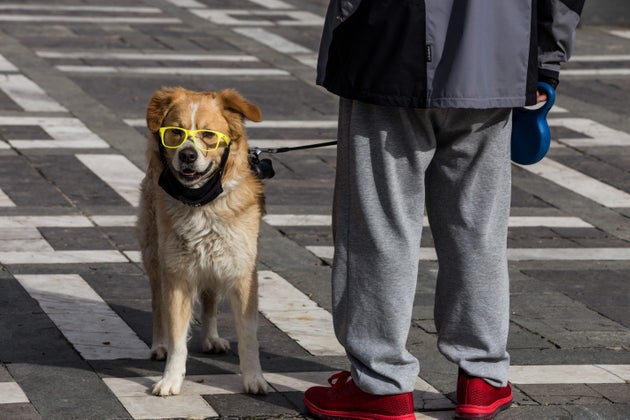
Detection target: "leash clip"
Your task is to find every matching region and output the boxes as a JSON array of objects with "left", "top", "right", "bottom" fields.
[{"left": 249, "top": 148, "right": 276, "bottom": 179}]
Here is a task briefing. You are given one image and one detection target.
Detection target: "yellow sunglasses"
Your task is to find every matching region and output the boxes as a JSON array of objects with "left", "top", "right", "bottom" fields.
[{"left": 158, "top": 126, "right": 231, "bottom": 152}]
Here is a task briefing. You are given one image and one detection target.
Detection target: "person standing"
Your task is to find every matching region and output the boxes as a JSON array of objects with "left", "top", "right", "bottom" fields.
[{"left": 304, "top": 1, "right": 584, "bottom": 419}]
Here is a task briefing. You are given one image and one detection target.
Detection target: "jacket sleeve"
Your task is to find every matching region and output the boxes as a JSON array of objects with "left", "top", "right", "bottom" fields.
[{"left": 537, "top": 0, "right": 585, "bottom": 88}]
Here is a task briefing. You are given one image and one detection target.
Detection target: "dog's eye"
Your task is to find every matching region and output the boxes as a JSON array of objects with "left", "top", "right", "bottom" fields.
[
  {"left": 167, "top": 128, "right": 184, "bottom": 139},
  {"left": 201, "top": 131, "right": 216, "bottom": 140},
  {"left": 200, "top": 131, "right": 221, "bottom": 149}
]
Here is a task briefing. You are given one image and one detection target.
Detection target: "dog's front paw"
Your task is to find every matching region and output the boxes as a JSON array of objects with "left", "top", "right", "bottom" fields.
[
  {"left": 150, "top": 344, "right": 167, "bottom": 360},
  {"left": 202, "top": 337, "right": 230, "bottom": 353},
  {"left": 152, "top": 374, "right": 184, "bottom": 396},
  {"left": 242, "top": 372, "right": 269, "bottom": 395}
]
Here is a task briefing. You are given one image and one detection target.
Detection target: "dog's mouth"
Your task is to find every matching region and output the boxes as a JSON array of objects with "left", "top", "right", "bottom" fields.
[
  {"left": 175, "top": 163, "right": 214, "bottom": 185},
  {"left": 179, "top": 168, "right": 201, "bottom": 179}
]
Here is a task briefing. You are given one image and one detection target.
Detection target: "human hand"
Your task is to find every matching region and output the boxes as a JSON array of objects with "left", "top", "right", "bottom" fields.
[{"left": 536, "top": 90, "right": 548, "bottom": 103}]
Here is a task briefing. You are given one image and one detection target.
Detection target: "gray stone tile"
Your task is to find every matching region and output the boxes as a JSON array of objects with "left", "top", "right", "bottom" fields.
[
  {"left": 522, "top": 269, "right": 630, "bottom": 328},
  {"left": 28, "top": 155, "right": 131, "bottom": 208},
  {"left": 100, "top": 226, "right": 140, "bottom": 250},
  {"left": 39, "top": 227, "right": 115, "bottom": 251},
  {"left": 0, "top": 403, "right": 42, "bottom": 420},
  {"left": 8, "top": 363, "right": 130, "bottom": 420},
  {"left": 588, "top": 383, "right": 630, "bottom": 404},
  {"left": 0, "top": 157, "right": 71, "bottom": 208},
  {"left": 203, "top": 392, "right": 301, "bottom": 418},
  {"left": 518, "top": 383, "right": 612, "bottom": 405},
  {"left": 0, "top": 363, "right": 14, "bottom": 382}
]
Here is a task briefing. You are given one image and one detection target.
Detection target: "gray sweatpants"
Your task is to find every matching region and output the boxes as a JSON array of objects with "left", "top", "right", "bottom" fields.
[{"left": 332, "top": 98, "right": 512, "bottom": 395}]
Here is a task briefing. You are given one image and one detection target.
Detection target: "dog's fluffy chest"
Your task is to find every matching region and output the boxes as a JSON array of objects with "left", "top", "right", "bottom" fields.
[
  {"left": 172, "top": 208, "right": 244, "bottom": 253},
  {"left": 163, "top": 202, "right": 259, "bottom": 284}
]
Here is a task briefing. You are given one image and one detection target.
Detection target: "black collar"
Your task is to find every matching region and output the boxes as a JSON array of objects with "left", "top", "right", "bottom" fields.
[{"left": 158, "top": 145, "right": 231, "bottom": 207}]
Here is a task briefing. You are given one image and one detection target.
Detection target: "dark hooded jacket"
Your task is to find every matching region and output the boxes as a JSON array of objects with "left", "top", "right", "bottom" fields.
[{"left": 317, "top": 0, "right": 584, "bottom": 108}]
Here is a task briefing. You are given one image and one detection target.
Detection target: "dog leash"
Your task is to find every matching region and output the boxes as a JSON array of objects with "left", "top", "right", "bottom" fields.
[
  {"left": 248, "top": 140, "right": 338, "bottom": 179},
  {"left": 250, "top": 140, "right": 338, "bottom": 155}
]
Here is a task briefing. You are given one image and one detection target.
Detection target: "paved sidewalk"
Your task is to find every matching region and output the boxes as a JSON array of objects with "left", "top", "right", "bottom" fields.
[{"left": 0, "top": 1, "right": 629, "bottom": 419}]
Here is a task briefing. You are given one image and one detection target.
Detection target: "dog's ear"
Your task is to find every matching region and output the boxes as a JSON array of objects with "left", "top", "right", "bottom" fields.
[
  {"left": 146, "top": 87, "right": 179, "bottom": 133},
  {"left": 218, "top": 89, "right": 262, "bottom": 122}
]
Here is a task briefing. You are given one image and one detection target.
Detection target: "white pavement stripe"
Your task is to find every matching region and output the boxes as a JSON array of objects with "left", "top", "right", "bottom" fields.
[
  {"left": 104, "top": 371, "right": 452, "bottom": 419},
  {"left": 562, "top": 69, "right": 630, "bottom": 77},
  {"left": 507, "top": 216, "right": 594, "bottom": 228},
  {"left": 124, "top": 251, "right": 142, "bottom": 264},
  {"left": 264, "top": 214, "right": 332, "bottom": 226},
  {"left": 549, "top": 118, "right": 630, "bottom": 147},
  {"left": 549, "top": 105, "right": 568, "bottom": 113},
  {"left": 36, "top": 51, "right": 259, "bottom": 62},
  {"left": 521, "top": 158, "right": 630, "bottom": 208},
  {"left": 55, "top": 65, "right": 289, "bottom": 76},
  {"left": 0, "top": 188, "right": 15, "bottom": 207},
  {"left": 191, "top": 10, "right": 323, "bottom": 26},
  {"left": 0, "top": 5, "right": 162, "bottom": 13},
  {"left": 9, "top": 139, "right": 109, "bottom": 149},
  {"left": 0, "top": 382, "right": 29, "bottom": 404},
  {"left": 164, "top": 0, "right": 206, "bottom": 8},
  {"left": 0, "top": 215, "right": 94, "bottom": 228},
  {"left": 306, "top": 246, "right": 630, "bottom": 262},
  {"left": 113, "top": 394, "right": 218, "bottom": 419},
  {"left": 0, "top": 250, "right": 128, "bottom": 265},
  {"left": 15, "top": 274, "right": 149, "bottom": 360},
  {"left": 247, "top": 0, "right": 294, "bottom": 9},
  {"left": 571, "top": 54, "right": 630, "bottom": 62},
  {"left": 124, "top": 118, "right": 149, "bottom": 128},
  {"left": 0, "top": 74, "right": 67, "bottom": 112},
  {"left": 0, "top": 116, "right": 109, "bottom": 149},
  {"left": 258, "top": 271, "right": 345, "bottom": 356},
  {"left": 0, "top": 15, "right": 180, "bottom": 24},
  {"left": 0, "top": 215, "right": 133, "bottom": 229},
  {"left": 264, "top": 214, "right": 594, "bottom": 228},
  {"left": 0, "top": 54, "right": 18, "bottom": 72},
  {"left": 609, "top": 30, "right": 630, "bottom": 40},
  {"left": 294, "top": 53, "right": 318, "bottom": 68},
  {"left": 76, "top": 154, "right": 143, "bottom": 207},
  {"left": 233, "top": 27, "right": 312, "bottom": 54},
  {"left": 509, "top": 365, "right": 629, "bottom": 384},
  {"left": 91, "top": 215, "right": 137, "bottom": 227},
  {"left": 99, "top": 365, "right": 630, "bottom": 419},
  {"left": 507, "top": 248, "right": 630, "bottom": 261},
  {"left": 0, "top": 228, "right": 54, "bottom": 252}
]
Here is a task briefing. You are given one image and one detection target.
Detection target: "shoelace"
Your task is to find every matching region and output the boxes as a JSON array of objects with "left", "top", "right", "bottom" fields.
[{"left": 328, "top": 371, "right": 352, "bottom": 389}]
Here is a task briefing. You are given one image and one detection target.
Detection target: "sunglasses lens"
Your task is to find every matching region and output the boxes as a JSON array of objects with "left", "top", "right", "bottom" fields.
[
  {"left": 198, "top": 131, "right": 221, "bottom": 151},
  {"left": 162, "top": 127, "right": 186, "bottom": 147}
]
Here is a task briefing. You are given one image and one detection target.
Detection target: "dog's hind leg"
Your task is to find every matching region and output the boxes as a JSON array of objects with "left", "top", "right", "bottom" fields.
[
  {"left": 153, "top": 282, "right": 192, "bottom": 396},
  {"left": 228, "top": 274, "right": 269, "bottom": 394},
  {"left": 200, "top": 290, "right": 231, "bottom": 353}
]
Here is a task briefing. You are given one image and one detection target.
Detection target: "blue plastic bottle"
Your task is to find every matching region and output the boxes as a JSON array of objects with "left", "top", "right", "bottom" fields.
[{"left": 511, "top": 82, "right": 556, "bottom": 165}]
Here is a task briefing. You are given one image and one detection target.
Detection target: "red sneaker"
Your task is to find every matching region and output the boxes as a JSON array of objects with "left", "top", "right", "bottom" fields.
[
  {"left": 303, "top": 371, "right": 415, "bottom": 420},
  {"left": 455, "top": 369, "right": 513, "bottom": 419}
]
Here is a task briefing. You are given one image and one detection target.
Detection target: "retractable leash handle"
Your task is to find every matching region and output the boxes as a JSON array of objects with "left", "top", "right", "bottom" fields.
[
  {"left": 510, "top": 82, "right": 556, "bottom": 165},
  {"left": 249, "top": 148, "right": 276, "bottom": 179}
]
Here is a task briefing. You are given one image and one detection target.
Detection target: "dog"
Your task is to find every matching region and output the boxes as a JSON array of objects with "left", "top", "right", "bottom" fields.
[{"left": 137, "top": 87, "right": 269, "bottom": 396}]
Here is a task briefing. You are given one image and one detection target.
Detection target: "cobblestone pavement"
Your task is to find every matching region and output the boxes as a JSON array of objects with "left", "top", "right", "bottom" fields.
[{"left": 0, "top": 1, "right": 629, "bottom": 419}]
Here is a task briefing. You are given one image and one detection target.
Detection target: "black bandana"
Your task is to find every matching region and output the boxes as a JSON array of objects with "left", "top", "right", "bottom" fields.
[{"left": 158, "top": 145, "right": 231, "bottom": 207}]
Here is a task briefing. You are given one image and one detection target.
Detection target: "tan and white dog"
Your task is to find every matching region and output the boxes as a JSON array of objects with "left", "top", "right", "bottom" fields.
[{"left": 137, "top": 87, "right": 269, "bottom": 396}]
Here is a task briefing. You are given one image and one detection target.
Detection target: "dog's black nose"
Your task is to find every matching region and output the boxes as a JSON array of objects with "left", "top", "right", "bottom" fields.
[{"left": 178, "top": 148, "right": 197, "bottom": 163}]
